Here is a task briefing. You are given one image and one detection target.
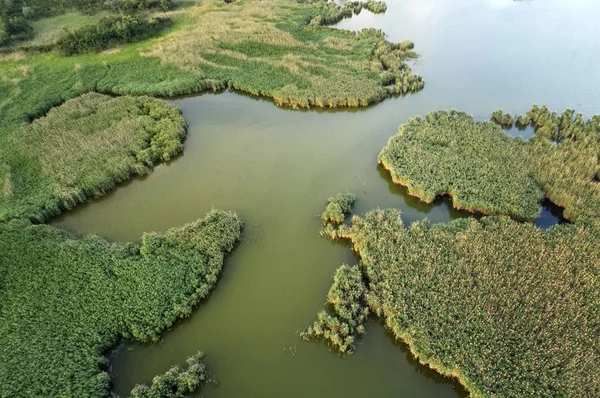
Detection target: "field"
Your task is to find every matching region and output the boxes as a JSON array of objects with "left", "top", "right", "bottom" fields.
[
  {"left": 316, "top": 200, "right": 600, "bottom": 397},
  {"left": 0, "top": 210, "right": 242, "bottom": 397},
  {"left": 378, "top": 107, "right": 600, "bottom": 223},
  {"left": 0, "top": 93, "right": 187, "bottom": 222}
]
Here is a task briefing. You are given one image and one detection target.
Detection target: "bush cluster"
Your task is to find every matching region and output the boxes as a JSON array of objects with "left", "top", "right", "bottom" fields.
[
  {"left": 318, "top": 200, "right": 600, "bottom": 397},
  {"left": 129, "top": 352, "right": 210, "bottom": 398},
  {"left": 0, "top": 0, "right": 173, "bottom": 47},
  {"left": 57, "top": 15, "right": 171, "bottom": 55},
  {"left": 301, "top": 264, "right": 369, "bottom": 353},
  {"left": 0, "top": 93, "right": 187, "bottom": 223},
  {"left": 0, "top": 210, "right": 243, "bottom": 397}
]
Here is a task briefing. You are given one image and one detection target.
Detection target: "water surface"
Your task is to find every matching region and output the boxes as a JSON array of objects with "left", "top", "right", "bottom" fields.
[{"left": 52, "top": 1, "right": 599, "bottom": 396}]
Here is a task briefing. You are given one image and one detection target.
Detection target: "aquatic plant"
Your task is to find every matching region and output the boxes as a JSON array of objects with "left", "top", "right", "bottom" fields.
[
  {"left": 491, "top": 109, "right": 515, "bottom": 127},
  {"left": 0, "top": 210, "right": 243, "bottom": 398},
  {"left": 129, "top": 352, "right": 209, "bottom": 398},
  {"left": 379, "top": 107, "right": 600, "bottom": 223},
  {"left": 321, "top": 192, "right": 356, "bottom": 223},
  {"left": 363, "top": 0, "right": 387, "bottom": 14},
  {"left": 378, "top": 111, "right": 543, "bottom": 220},
  {"left": 0, "top": 93, "right": 187, "bottom": 222},
  {"left": 520, "top": 105, "right": 600, "bottom": 222},
  {"left": 301, "top": 264, "right": 369, "bottom": 354},
  {"left": 320, "top": 204, "right": 600, "bottom": 397}
]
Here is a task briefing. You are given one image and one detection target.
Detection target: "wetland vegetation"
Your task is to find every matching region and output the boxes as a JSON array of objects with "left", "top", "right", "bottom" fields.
[
  {"left": 0, "top": 210, "right": 242, "bottom": 397},
  {"left": 0, "top": 93, "right": 187, "bottom": 222},
  {"left": 1, "top": 1, "right": 600, "bottom": 397},
  {"left": 129, "top": 352, "right": 210, "bottom": 398},
  {"left": 379, "top": 106, "right": 600, "bottom": 223},
  {"left": 314, "top": 196, "right": 600, "bottom": 397}
]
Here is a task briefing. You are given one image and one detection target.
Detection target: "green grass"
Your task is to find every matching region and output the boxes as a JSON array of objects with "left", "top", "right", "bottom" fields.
[
  {"left": 379, "top": 107, "right": 600, "bottom": 223},
  {"left": 318, "top": 199, "right": 600, "bottom": 397},
  {"left": 0, "top": 0, "right": 422, "bottom": 142},
  {"left": 0, "top": 92, "right": 187, "bottom": 222},
  {"left": 378, "top": 111, "right": 543, "bottom": 220},
  {"left": 0, "top": 210, "right": 243, "bottom": 398}
]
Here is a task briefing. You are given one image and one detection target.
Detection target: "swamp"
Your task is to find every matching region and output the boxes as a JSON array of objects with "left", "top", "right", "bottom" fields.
[{"left": 1, "top": 0, "right": 600, "bottom": 397}]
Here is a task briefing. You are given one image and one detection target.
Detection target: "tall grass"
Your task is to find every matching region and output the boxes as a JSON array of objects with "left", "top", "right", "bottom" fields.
[
  {"left": 379, "top": 107, "right": 600, "bottom": 224},
  {"left": 0, "top": 92, "right": 187, "bottom": 222},
  {"left": 317, "top": 198, "right": 600, "bottom": 397},
  {"left": 378, "top": 111, "right": 543, "bottom": 220},
  {"left": 129, "top": 352, "right": 210, "bottom": 398},
  {"left": 0, "top": 210, "right": 243, "bottom": 398},
  {"left": 301, "top": 264, "right": 369, "bottom": 354}
]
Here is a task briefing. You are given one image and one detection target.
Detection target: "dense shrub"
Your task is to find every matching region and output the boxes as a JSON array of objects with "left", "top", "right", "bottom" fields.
[
  {"left": 0, "top": 93, "right": 187, "bottom": 222},
  {"left": 378, "top": 111, "right": 543, "bottom": 220},
  {"left": 56, "top": 15, "right": 171, "bottom": 55},
  {"left": 0, "top": 210, "right": 243, "bottom": 398},
  {"left": 129, "top": 352, "right": 210, "bottom": 398},
  {"left": 301, "top": 264, "right": 369, "bottom": 353},
  {"left": 319, "top": 202, "right": 600, "bottom": 397}
]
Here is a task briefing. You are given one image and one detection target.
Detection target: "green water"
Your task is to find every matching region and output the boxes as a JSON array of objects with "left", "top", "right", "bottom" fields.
[{"left": 51, "top": 0, "right": 600, "bottom": 396}]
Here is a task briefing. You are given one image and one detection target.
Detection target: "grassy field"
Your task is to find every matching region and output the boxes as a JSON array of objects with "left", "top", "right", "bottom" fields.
[
  {"left": 0, "top": 210, "right": 242, "bottom": 398},
  {"left": 316, "top": 199, "right": 600, "bottom": 397},
  {"left": 379, "top": 107, "right": 600, "bottom": 223},
  {"left": 0, "top": 93, "right": 187, "bottom": 222}
]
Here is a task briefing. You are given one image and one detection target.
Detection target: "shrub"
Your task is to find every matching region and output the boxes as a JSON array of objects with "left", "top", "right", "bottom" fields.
[
  {"left": 56, "top": 15, "right": 171, "bottom": 55},
  {"left": 0, "top": 210, "right": 243, "bottom": 398}
]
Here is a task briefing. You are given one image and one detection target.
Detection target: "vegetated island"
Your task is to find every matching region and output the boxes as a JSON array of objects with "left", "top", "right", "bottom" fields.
[
  {"left": 304, "top": 194, "right": 600, "bottom": 397},
  {"left": 0, "top": 93, "right": 243, "bottom": 397},
  {"left": 0, "top": 0, "right": 423, "bottom": 143},
  {"left": 378, "top": 106, "right": 600, "bottom": 223}
]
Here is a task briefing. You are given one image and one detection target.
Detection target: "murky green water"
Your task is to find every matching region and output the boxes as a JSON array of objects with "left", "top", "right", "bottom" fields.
[{"left": 51, "top": 0, "right": 599, "bottom": 396}]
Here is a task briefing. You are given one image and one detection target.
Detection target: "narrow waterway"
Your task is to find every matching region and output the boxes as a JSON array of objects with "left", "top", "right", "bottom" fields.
[{"left": 51, "top": 0, "right": 598, "bottom": 396}]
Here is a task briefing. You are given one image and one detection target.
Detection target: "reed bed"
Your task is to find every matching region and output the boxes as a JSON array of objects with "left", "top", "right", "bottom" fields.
[
  {"left": 378, "top": 111, "right": 543, "bottom": 220},
  {"left": 316, "top": 196, "right": 600, "bottom": 397},
  {"left": 0, "top": 92, "right": 187, "bottom": 222},
  {"left": 0, "top": 210, "right": 243, "bottom": 398},
  {"left": 129, "top": 352, "right": 209, "bottom": 398},
  {"left": 301, "top": 264, "right": 369, "bottom": 353},
  {"left": 380, "top": 107, "right": 600, "bottom": 224},
  {"left": 321, "top": 192, "right": 356, "bottom": 223}
]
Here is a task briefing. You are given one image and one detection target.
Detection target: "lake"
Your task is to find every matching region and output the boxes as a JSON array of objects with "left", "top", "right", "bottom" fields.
[{"left": 51, "top": 0, "right": 599, "bottom": 396}]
